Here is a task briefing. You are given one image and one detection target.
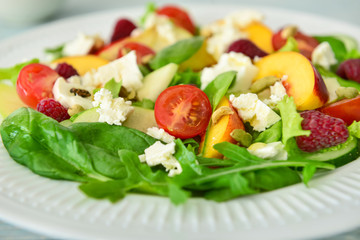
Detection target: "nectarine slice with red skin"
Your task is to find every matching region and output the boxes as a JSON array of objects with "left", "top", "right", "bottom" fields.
[
  {"left": 319, "top": 96, "right": 360, "bottom": 125},
  {"left": 242, "top": 22, "right": 274, "bottom": 53},
  {"left": 254, "top": 51, "right": 328, "bottom": 110},
  {"left": 199, "top": 97, "right": 245, "bottom": 158}
]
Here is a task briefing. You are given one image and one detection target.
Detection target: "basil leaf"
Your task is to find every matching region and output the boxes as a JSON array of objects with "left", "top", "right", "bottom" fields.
[
  {"left": 313, "top": 36, "right": 347, "bottom": 62},
  {"left": 149, "top": 36, "right": 204, "bottom": 70}
]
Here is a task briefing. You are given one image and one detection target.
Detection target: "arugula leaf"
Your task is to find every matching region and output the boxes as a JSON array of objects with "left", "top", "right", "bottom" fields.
[
  {"left": 169, "top": 68, "right": 201, "bottom": 88},
  {"left": 0, "top": 58, "right": 39, "bottom": 85},
  {"left": 104, "top": 78, "right": 122, "bottom": 98},
  {"left": 213, "top": 142, "right": 265, "bottom": 164},
  {"left": 254, "top": 121, "right": 282, "bottom": 143},
  {"left": 149, "top": 37, "right": 204, "bottom": 70},
  {"left": 278, "top": 37, "right": 299, "bottom": 52},
  {"left": 316, "top": 65, "right": 360, "bottom": 91},
  {"left": 302, "top": 164, "right": 317, "bottom": 186},
  {"left": 203, "top": 71, "right": 237, "bottom": 110},
  {"left": 277, "top": 96, "right": 310, "bottom": 145},
  {"left": 244, "top": 167, "right": 301, "bottom": 191}
]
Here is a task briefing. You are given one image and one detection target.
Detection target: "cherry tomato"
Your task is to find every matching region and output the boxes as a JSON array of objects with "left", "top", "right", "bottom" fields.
[
  {"left": 156, "top": 5, "right": 196, "bottom": 35},
  {"left": 319, "top": 96, "right": 360, "bottom": 125},
  {"left": 16, "top": 63, "right": 59, "bottom": 109},
  {"left": 272, "top": 28, "right": 319, "bottom": 59},
  {"left": 154, "top": 85, "right": 212, "bottom": 139},
  {"left": 117, "top": 42, "right": 155, "bottom": 64}
]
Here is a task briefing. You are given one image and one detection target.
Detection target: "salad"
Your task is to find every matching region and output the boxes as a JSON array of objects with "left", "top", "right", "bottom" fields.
[{"left": 1, "top": 3, "right": 360, "bottom": 205}]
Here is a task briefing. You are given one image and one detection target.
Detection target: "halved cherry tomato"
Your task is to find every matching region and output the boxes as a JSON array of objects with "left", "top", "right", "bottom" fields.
[
  {"left": 117, "top": 42, "right": 155, "bottom": 64},
  {"left": 319, "top": 96, "right": 360, "bottom": 125},
  {"left": 154, "top": 85, "right": 212, "bottom": 139},
  {"left": 16, "top": 63, "right": 59, "bottom": 109},
  {"left": 156, "top": 5, "right": 196, "bottom": 35},
  {"left": 272, "top": 28, "right": 319, "bottom": 59}
]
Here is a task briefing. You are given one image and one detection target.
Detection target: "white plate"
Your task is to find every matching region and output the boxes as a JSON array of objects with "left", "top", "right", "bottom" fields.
[{"left": 1, "top": 4, "right": 360, "bottom": 240}]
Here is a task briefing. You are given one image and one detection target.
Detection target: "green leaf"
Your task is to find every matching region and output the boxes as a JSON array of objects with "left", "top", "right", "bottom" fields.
[
  {"left": 302, "top": 164, "right": 317, "bottom": 186},
  {"left": 139, "top": 2, "right": 156, "bottom": 27},
  {"left": 348, "top": 121, "right": 360, "bottom": 138},
  {"left": 213, "top": 141, "right": 265, "bottom": 164},
  {"left": 104, "top": 78, "right": 122, "bottom": 98},
  {"left": 168, "top": 183, "right": 190, "bottom": 205},
  {"left": 314, "top": 36, "right": 347, "bottom": 62},
  {"left": 0, "top": 58, "right": 39, "bottom": 85},
  {"left": 44, "top": 44, "right": 65, "bottom": 61},
  {"left": 277, "top": 96, "right": 310, "bottom": 145},
  {"left": 203, "top": 71, "right": 237, "bottom": 110},
  {"left": 196, "top": 156, "right": 238, "bottom": 167},
  {"left": 169, "top": 68, "right": 201, "bottom": 88},
  {"left": 254, "top": 121, "right": 282, "bottom": 143},
  {"left": 278, "top": 37, "right": 299, "bottom": 52},
  {"left": 317, "top": 65, "right": 360, "bottom": 91},
  {"left": 132, "top": 98, "right": 155, "bottom": 109},
  {"left": 149, "top": 37, "right": 204, "bottom": 70}
]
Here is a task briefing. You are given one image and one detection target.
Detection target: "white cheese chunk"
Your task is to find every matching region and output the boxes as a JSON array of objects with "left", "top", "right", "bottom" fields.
[
  {"left": 247, "top": 142, "right": 288, "bottom": 160},
  {"left": 146, "top": 127, "right": 175, "bottom": 144},
  {"left": 201, "top": 52, "right": 258, "bottom": 92},
  {"left": 230, "top": 93, "right": 281, "bottom": 131},
  {"left": 139, "top": 141, "right": 182, "bottom": 177},
  {"left": 82, "top": 51, "right": 143, "bottom": 91},
  {"left": 52, "top": 77, "right": 94, "bottom": 109},
  {"left": 63, "top": 33, "right": 96, "bottom": 56},
  {"left": 263, "top": 81, "right": 288, "bottom": 108},
  {"left": 311, "top": 42, "right": 337, "bottom": 70},
  {"left": 92, "top": 88, "right": 134, "bottom": 125}
]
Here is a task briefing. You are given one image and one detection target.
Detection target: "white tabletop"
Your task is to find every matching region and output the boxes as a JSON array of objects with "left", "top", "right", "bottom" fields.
[{"left": 0, "top": 0, "right": 360, "bottom": 239}]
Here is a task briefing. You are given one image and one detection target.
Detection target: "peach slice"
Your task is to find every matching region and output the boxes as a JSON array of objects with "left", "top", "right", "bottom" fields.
[
  {"left": 0, "top": 83, "right": 26, "bottom": 119},
  {"left": 254, "top": 51, "right": 329, "bottom": 110},
  {"left": 52, "top": 55, "right": 109, "bottom": 76},
  {"left": 242, "top": 22, "right": 274, "bottom": 53},
  {"left": 199, "top": 96, "right": 245, "bottom": 158},
  {"left": 179, "top": 40, "right": 216, "bottom": 71}
]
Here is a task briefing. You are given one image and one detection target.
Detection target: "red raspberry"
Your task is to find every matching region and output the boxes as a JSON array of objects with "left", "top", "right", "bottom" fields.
[
  {"left": 336, "top": 59, "right": 360, "bottom": 83},
  {"left": 37, "top": 99, "right": 70, "bottom": 122},
  {"left": 296, "top": 110, "right": 349, "bottom": 152},
  {"left": 226, "top": 39, "right": 268, "bottom": 59},
  {"left": 110, "top": 18, "right": 137, "bottom": 43},
  {"left": 55, "top": 63, "right": 79, "bottom": 79}
]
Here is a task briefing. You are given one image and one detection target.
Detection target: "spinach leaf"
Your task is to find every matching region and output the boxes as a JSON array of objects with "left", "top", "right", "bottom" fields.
[
  {"left": 149, "top": 37, "right": 204, "bottom": 70},
  {"left": 203, "top": 71, "right": 237, "bottom": 110},
  {"left": 0, "top": 59, "right": 39, "bottom": 85},
  {"left": 69, "top": 122, "right": 156, "bottom": 155},
  {"left": 313, "top": 36, "right": 347, "bottom": 62}
]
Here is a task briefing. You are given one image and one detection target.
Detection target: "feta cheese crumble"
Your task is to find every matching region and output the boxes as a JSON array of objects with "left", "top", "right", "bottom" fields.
[
  {"left": 82, "top": 51, "right": 143, "bottom": 91},
  {"left": 92, "top": 88, "right": 134, "bottom": 125},
  {"left": 230, "top": 93, "right": 280, "bottom": 131},
  {"left": 201, "top": 9, "right": 264, "bottom": 60},
  {"left": 201, "top": 52, "right": 258, "bottom": 92},
  {"left": 63, "top": 33, "right": 97, "bottom": 56},
  {"left": 52, "top": 77, "right": 94, "bottom": 109},
  {"left": 146, "top": 127, "right": 175, "bottom": 144},
  {"left": 139, "top": 141, "right": 182, "bottom": 177},
  {"left": 311, "top": 42, "right": 337, "bottom": 70},
  {"left": 263, "top": 81, "right": 288, "bottom": 108},
  {"left": 247, "top": 142, "right": 288, "bottom": 160}
]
